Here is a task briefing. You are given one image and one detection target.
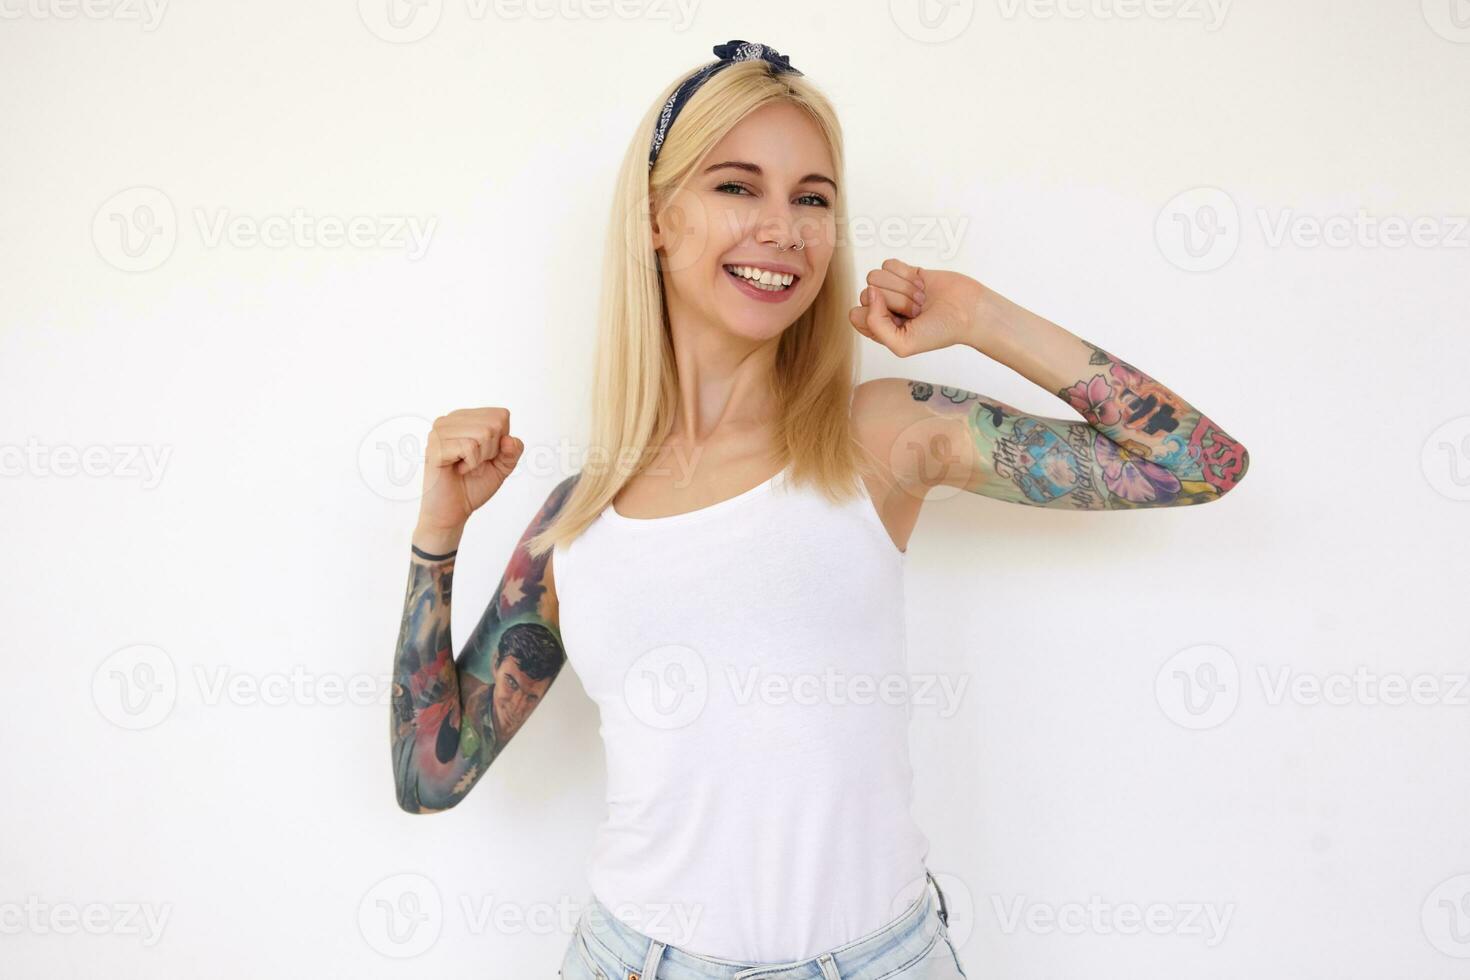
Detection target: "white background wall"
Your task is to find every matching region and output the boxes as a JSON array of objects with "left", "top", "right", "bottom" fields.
[{"left": 3, "top": 1, "right": 1468, "bottom": 977}]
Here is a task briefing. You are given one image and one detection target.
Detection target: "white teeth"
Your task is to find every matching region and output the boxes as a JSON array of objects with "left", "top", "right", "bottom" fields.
[{"left": 725, "top": 265, "right": 795, "bottom": 291}]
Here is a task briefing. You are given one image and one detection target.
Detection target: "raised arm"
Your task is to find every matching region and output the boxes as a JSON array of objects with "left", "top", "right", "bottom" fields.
[
  {"left": 851, "top": 261, "right": 1250, "bottom": 510},
  {"left": 390, "top": 405, "right": 577, "bottom": 813},
  {"left": 391, "top": 477, "right": 575, "bottom": 812}
]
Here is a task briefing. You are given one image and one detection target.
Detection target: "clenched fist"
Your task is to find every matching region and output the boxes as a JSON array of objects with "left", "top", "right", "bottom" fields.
[{"left": 417, "top": 407, "right": 525, "bottom": 535}]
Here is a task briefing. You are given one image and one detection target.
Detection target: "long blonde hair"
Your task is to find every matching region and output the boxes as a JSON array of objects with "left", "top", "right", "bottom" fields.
[{"left": 526, "top": 58, "right": 877, "bottom": 558}]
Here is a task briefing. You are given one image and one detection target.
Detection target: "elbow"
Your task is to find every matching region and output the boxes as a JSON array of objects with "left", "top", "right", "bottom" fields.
[
  {"left": 1224, "top": 444, "right": 1251, "bottom": 495},
  {"left": 394, "top": 774, "right": 456, "bottom": 815},
  {"left": 394, "top": 781, "right": 422, "bottom": 814},
  {"left": 1206, "top": 443, "right": 1250, "bottom": 502},
  {"left": 396, "top": 790, "right": 454, "bottom": 816}
]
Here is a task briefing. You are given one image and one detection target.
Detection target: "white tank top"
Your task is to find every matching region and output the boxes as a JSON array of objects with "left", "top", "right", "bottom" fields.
[{"left": 552, "top": 462, "right": 931, "bottom": 963}]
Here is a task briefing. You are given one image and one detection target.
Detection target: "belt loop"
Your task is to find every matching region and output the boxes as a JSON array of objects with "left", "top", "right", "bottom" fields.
[
  {"left": 926, "top": 870, "right": 950, "bottom": 928},
  {"left": 636, "top": 938, "right": 666, "bottom": 980},
  {"left": 817, "top": 951, "right": 843, "bottom": 980}
]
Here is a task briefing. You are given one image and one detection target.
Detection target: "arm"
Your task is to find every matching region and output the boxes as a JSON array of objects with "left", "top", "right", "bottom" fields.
[
  {"left": 852, "top": 261, "right": 1250, "bottom": 510},
  {"left": 391, "top": 475, "right": 577, "bottom": 813}
]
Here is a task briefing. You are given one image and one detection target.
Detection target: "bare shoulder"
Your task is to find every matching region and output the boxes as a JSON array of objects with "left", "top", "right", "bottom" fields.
[
  {"left": 849, "top": 378, "right": 932, "bottom": 553},
  {"left": 850, "top": 377, "right": 938, "bottom": 491}
]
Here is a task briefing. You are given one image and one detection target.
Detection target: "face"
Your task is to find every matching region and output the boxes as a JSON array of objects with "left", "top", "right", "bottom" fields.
[
  {"left": 651, "top": 101, "right": 838, "bottom": 342},
  {"left": 490, "top": 655, "right": 551, "bottom": 740}
]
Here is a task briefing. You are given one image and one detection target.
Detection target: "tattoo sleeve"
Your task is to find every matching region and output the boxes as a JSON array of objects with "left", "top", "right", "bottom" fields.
[
  {"left": 391, "top": 475, "right": 577, "bottom": 812},
  {"left": 908, "top": 341, "right": 1249, "bottom": 510}
]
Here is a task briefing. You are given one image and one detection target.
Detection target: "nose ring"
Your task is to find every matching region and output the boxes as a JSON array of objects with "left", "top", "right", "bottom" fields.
[{"left": 778, "top": 239, "right": 805, "bottom": 252}]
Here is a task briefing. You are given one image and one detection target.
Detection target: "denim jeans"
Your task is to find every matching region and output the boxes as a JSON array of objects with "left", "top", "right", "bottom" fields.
[{"left": 559, "top": 869, "right": 967, "bottom": 979}]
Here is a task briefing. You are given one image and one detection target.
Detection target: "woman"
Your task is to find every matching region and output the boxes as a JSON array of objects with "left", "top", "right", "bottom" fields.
[{"left": 390, "top": 40, "right": 1249, "bottom": 979}]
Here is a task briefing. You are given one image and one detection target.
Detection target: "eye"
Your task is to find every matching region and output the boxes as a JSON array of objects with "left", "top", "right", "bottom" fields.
[{"left": 715, "top": 182, "right": 831, "bottom": 208}]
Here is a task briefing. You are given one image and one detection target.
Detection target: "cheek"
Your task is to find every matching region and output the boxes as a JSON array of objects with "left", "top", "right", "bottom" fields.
[
  {"left": 787, "top": 211, "right": 835, "bottom": 247},
  {"left": 701, "top": 201, "right": 751, "bottom": 251},
  {"left": 801, "top": 250, "right": 834, "bottom": 289},
  {"left": 659, "top": 206, "right": 722, "bottom": 277}
]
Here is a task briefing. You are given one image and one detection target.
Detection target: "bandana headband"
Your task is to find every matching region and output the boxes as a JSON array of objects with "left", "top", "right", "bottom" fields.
[{"left": 648, "top": 40, "right": 803, "bottom": 171}]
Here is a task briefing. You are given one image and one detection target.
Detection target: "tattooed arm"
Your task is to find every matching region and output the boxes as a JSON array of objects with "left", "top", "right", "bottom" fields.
[
  {"left": 851, "top": 263, "right": 1250, "bottom": 510},
  {"left": 391, "top": 475, "right": 577, "bottom": 813}
]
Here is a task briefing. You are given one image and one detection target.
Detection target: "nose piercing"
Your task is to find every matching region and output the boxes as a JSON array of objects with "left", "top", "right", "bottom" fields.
[{"left": 777, "top": 239, "right": 806, "bottom": 252}]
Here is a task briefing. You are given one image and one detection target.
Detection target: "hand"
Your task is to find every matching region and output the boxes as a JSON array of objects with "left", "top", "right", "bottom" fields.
[
  {"left": 849, "top": 259, "right": 988, "bottom": 357},
  {"left": 417, "top": 407, "right": 525, "bottom": 533}
]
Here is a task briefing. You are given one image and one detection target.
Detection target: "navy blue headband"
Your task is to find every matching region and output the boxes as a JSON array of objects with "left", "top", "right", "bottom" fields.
[{"left": 648, "top": 40, "right": 803, "bottom": 171}]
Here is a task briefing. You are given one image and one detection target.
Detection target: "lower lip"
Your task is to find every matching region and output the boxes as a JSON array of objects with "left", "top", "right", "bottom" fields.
[{"left": 724, "top": 266, "right": 798, "bottom": 304}]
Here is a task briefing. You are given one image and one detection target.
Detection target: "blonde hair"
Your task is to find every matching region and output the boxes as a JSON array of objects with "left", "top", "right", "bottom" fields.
[{"left": 526, "top": 59, "right": 878, "bottom": 558}]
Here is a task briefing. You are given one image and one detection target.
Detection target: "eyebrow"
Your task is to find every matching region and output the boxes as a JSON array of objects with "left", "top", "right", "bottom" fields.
[{"left": 701, "top": 160, "right": 838, "bottom": 193}]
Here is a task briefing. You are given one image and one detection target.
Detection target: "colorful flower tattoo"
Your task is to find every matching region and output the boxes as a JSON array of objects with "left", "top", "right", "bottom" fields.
[{"left": 907, "top": 344, "right": 1248, "bottom": 509}]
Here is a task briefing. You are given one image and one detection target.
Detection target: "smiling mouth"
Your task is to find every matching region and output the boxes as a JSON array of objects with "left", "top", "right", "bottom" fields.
[{"left": 723, "top": 264, "right": 799, "bottom": 292}]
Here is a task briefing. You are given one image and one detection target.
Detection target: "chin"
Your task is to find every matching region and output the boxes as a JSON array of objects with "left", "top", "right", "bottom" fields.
[{"left": 718, "top": 308, "right": 798, "bottom": 341}]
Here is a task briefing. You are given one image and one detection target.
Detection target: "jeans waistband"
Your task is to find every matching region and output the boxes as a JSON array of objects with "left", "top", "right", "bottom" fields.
[{"left": 577, "top": 869, "right": 950, "bottom": 980}]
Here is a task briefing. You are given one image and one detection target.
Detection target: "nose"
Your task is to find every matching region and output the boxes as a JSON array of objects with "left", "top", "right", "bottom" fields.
[
  {"left": 755, "top": 210, "right": 797, "bottom": 250},
  {"left": 755, "top": 202, "right": 809, "bottom": 252}
]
